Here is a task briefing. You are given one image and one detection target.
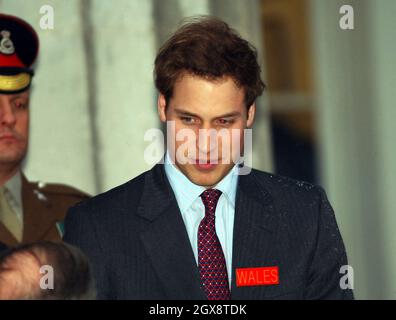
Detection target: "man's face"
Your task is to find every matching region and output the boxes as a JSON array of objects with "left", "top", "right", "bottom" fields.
[
  {"left": 0, "top": 91, "right": 29, "bottom": 168},
  {"left": 158, "top": 74, "right": 255, "bottom": 187}
]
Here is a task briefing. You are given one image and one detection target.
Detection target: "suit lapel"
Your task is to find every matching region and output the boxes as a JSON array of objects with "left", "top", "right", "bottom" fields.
[
  {"left": 137, "top": 164, "right": 206, "bottom": 300},
  {"left": 21, "top": 175, "right": 58, "bottom": 243},
  {"left": 231, "top": 170, "right": 280, "bottom": 299}
]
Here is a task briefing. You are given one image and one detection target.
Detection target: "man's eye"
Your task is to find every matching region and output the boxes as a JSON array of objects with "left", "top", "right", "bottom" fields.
[
  {"left": 15, "top": 102, "right": 27, "bottom": 110},
  {"left": 217, "top": 118, "right": 233, "bottom": 125},
  {"left": 180, "top": 116, "right": 196, "bottom": 124}
]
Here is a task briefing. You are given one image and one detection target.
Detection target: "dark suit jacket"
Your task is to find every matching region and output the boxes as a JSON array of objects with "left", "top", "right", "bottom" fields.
[
  {"left": 0, "top": 242, "right": 7, "bottom": 254},
  {"left": 0, "top": 173, "right": 90, "bottom": 246},
  {"left": 64, "top": 164, "right": 353, "bottom": 300}
]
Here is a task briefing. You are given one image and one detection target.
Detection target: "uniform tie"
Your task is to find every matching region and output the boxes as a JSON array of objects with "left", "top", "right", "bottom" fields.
[
  {"left": 198, "top": 188, "right": 230, "bottom": 300},
  {"left": 0, "top": 186, "right": 22, "bottom": 241}
]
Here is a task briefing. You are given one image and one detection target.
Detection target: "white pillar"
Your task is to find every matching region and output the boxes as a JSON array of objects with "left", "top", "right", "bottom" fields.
[
  {"left": 91, "top": 0, "right": 158, "bottom": 192},
  {"left": 368, "top": 0, "right": 396, "bottom": 300},
  {"left": 310, "top": 0, "right": 396, "bottom": 299}
]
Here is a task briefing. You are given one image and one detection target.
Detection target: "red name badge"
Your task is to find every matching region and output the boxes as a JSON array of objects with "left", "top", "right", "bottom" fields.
[{"left": 236, "top": 266, "right": 279, "bottom": 287}]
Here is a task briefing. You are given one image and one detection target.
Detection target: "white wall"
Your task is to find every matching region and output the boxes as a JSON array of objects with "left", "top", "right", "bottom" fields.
[
  {"left": 91, "top": 0, "right": 158, "bottom": 192},
  {"left": 310, "top": 0, "right": 396, "bottom": 299}
]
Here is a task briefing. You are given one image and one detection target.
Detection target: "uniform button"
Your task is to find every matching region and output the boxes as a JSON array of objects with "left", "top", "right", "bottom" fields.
[{"left": 38, "top": 181, "right": 46, "bottom": 189}]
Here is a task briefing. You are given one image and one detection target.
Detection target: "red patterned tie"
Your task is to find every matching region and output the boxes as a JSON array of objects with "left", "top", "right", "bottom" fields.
[{"left": 198, "top": 189, "right": 231, "bottom": 300}]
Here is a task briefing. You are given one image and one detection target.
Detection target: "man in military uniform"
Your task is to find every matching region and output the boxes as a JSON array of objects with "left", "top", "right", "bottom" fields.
[{"left": 0, "top": 14, "right": 89, "bottom": 247}]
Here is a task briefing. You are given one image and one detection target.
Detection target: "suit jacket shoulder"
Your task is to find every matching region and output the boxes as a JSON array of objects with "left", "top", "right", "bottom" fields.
[
  {"left": 68, "top": 170, "right": 146, "bottom": 220},
  {"left": 249, "top": 168, "right": 318, "bottom": 198},
  {"left": 246, "top": 168, "right": 328, "bottom": 228}
]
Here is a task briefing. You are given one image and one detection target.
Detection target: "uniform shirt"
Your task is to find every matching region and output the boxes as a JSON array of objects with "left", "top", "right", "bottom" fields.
[
  {"left": 0, "top": 172, "right": 90, "bottom": 247},
  {"left": 164, "top": 152, "right": 239, "bottom": 285},
  {"left": 3, "top": 171, "right": 23, "bottom": 223}
]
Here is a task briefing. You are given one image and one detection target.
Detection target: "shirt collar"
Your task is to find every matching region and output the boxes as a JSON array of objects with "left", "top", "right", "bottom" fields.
[
  {"left": 4, "top": 171, "right": 22, "bottom": 208},
  {"left": 164, "top": 152, "right": 239, "bottom": 212},
  {"left": 215, "top": 163, "right": 239, "bottom": 207}
]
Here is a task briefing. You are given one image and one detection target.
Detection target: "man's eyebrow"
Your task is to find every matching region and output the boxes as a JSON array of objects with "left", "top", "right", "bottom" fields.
[
  {"left": 9, "top": 95, "right": 29, "bottom": 102},
  {"left": 213, "top": 111, "right": 241, "bottom": 119},
  {"left": 174, "top": 108, "right": 201, "bottom": 118},
  {"left": 174, "top": 108, "right": 241, "bottom": 119}
]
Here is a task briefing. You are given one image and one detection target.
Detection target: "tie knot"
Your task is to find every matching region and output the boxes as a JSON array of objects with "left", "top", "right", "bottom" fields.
[{"left": 200, "top": 189, "right": 222, "bottom": 215}]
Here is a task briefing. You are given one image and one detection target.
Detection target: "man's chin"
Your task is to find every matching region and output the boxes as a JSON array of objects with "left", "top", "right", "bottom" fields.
[{"left": 0, "top": 150, "right": 26, "bottom": 166}]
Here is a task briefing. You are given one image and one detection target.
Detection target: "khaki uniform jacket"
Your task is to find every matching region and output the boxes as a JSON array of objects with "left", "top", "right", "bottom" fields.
[{"left": 0, "top": 174, "right": 89, "bottom": 246}]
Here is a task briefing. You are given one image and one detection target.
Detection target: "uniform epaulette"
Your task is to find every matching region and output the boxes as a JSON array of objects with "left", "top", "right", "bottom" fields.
[{"left": 33, "top": 181, "right": 90, "bottom": 198}]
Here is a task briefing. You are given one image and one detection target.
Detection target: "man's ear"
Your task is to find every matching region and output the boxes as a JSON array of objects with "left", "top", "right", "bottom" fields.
[
  {"left": 246, "top": 103, "right": 256, "bottom": 128},
  {"left": 157, "top": 94, "right": 167, "bottom": 123}
]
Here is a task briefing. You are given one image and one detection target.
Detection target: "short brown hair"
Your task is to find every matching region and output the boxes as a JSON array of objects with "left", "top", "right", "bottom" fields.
[
  {"left": 0, "top": 241, "right": 96, "bottom": 300},
  {"left": 154, "top": 16, "right": 265, "bottom": 107}
]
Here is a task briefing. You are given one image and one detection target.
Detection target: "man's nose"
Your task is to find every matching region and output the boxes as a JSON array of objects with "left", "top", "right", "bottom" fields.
[
  {"left": 197, "top": 126, "right": 218, "bottom": 155},
  {"left": 0, "top": 100, "right": 17, "bottom": 127}
]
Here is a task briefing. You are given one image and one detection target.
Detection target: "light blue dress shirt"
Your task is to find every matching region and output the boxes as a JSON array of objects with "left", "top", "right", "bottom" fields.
[{"left": 164, "top": 152, "right": 239, "bottom": 285}]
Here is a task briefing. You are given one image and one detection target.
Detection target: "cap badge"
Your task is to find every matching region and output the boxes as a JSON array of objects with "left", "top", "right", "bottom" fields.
[{"left": 0, "top": 30, "right": 15, "bottom": 55}]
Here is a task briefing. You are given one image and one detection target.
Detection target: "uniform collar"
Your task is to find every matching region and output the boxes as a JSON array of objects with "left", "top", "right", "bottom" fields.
[{"left": 4, "top": 170, "right": 22, "bottom": 209}]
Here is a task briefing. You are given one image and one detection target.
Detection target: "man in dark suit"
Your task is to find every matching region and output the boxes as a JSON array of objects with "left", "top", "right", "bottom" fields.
[
  {"left": 0, "top": 14, "right": 89, "bottom": 247},
  {"left": 64, "top": 17, "right": 353, "bottom": 300}
]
